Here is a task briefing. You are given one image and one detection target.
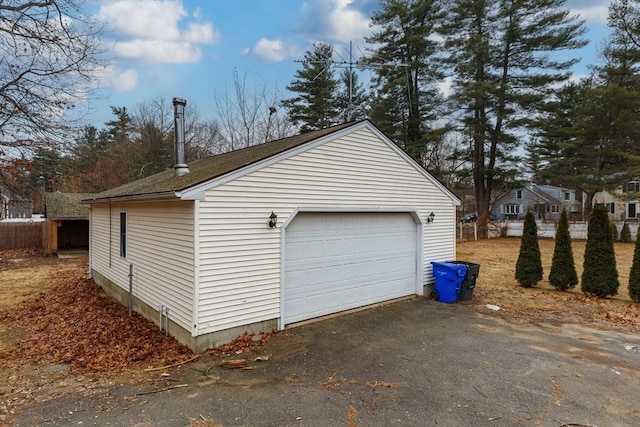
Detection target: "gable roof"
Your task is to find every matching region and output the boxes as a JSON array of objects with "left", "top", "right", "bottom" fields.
[
  {"left": 84, "top": 121, "right": 360, "bottom": 203},
  {"left": 494, "top": 184, "right": 575, "bottom": 207},
  {"left": 84, "top": 120, "right": 459, "bottom": 205},
  {"left": 45, "top": 192, "right": 94, "bottom": 220}
]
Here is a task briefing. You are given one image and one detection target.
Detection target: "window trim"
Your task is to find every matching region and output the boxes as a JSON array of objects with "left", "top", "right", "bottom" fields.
[{"left": 503, "top": 204, "right": 521, "bottom": 215}]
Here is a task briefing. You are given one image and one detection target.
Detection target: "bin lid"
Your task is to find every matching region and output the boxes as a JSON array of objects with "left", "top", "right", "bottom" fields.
[{"left": 430, "top": 261, "right": 467, "bottom": 276}]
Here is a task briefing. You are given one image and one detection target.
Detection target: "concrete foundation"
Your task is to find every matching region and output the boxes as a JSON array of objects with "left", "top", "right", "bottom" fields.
[{"left": 90, "top": 269, "right": 278, "bottom": 353}]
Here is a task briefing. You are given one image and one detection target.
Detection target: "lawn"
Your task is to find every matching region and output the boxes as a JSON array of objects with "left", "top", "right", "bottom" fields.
[{"left": 457, "top": 238, "right": 640, "bottom": 332}]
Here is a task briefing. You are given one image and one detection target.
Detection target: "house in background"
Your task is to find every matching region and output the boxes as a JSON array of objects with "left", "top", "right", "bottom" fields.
[
  {"left": 84, "top": 114, "right": 461, "bottom": 352},
  {"left": 44, "top": 192, "right": 93, "bottom": 253},
  {"left": 1, "top": 190, "right": 33, "bottom": 220},
  {"left": 491, "top": 184, "right": 580, "bottom": 221},
  {"left": 594, "top": 179, "right": 640, "bottom": 221}
]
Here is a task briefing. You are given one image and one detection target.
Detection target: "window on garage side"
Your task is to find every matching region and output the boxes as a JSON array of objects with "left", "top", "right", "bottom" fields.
[{"left": 120, "top": 212, "right": 127, "bottom": 258}]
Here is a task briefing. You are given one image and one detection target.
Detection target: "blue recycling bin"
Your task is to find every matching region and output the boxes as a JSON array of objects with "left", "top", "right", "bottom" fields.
[{"left": 430, "top": 261, "right": 468, "bottom": 304}]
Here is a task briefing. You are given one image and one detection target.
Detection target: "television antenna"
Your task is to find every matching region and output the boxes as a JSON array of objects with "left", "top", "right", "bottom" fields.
[{"left": 294, "top": 41, "right": 408, "bottom": 121}]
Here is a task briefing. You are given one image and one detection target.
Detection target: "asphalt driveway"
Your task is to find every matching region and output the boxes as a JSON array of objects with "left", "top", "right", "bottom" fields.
[{"left": 13, "top": 298, "right": 640, "bottom": 426}]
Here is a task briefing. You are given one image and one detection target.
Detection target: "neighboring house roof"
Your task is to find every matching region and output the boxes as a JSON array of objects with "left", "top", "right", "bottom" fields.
[
  {"left": 494, "top": 185, "right": 565, "bottom": 206},
  {"left": 527, "top": 186, "right": 557, "bottom": 204},
  {"left": 45, "top": 192, "right": 93, "bottom": 220},
  {"left": 83, "top": 120, "right": 460, "bottom": 205}
]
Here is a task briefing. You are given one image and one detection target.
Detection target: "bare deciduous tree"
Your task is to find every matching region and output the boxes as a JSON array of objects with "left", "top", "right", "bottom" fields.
[
  {"left": 0, "top": 0, "right": 105, "bottom": 152},
  {"left": 213, "top": 69, "right": 294, "bottom": 151}
]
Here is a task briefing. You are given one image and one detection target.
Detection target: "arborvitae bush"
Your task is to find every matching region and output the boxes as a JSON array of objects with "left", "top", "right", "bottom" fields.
[
  {"left": 621, "top": 222, "right": 632, "bottom": 243},
  {"left": 549, "top": 209, "right": 578, "bottom": 291},
  {"left": 581, "top": 204, "right": 619, "bottom": 297},
  {"left": 515, "top": 210, "right": 543, "bottom": 288},
  {"left": 629, "top": 226, "right": 640, "bottom": 302},
  {"left": 612, "top": 221, "right": 619, "bottom": 242}
]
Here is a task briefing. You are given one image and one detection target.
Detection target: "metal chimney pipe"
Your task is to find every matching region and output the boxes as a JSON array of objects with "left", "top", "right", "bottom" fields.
[{"left": 172, "top": 97, "right": 189, "bottom": 176}]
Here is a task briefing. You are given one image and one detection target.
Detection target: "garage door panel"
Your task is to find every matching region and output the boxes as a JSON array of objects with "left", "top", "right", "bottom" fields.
[{"left": 284, "top": 212, "right": 418, "bottom": 325}]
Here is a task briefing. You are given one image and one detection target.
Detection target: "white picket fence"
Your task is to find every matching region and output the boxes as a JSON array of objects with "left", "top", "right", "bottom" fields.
[{"left": 459, "top": 221, "right": 638, "bottom": 241}]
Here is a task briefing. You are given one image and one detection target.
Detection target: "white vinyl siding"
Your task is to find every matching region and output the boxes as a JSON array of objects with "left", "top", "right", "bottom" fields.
[
  {"left": 196, "top": 127, "right": 456, "bottom": 334},
  {"left": 90, "top": 201, "right": 195, "bottom": 332}
]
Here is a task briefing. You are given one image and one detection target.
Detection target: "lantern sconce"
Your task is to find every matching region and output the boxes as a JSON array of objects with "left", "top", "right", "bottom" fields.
[
  {"left": 427, "top": 212, "right": 435, "bottom": 223},
  {"left": 268, "top": 211, "right": 278, "bottom": 228}
]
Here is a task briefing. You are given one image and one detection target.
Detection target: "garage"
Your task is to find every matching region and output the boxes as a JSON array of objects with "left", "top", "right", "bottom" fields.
[
  {"left": 283, "top": 212, "right": 419, "bottom": 325},
  {"left": 87, "top": 119, "right": 460, "bottom": 352}
]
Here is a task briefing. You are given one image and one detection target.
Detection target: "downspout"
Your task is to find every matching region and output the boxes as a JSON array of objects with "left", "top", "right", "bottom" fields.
[
  {"left": 87, "top": 205, "right": 93, "bottom": 279},
  {"left": 108, "top": 203, "right": 112, "bottom": 268},
  {"left": 128, "top": 264, "right": 133, "bottom": 315}
]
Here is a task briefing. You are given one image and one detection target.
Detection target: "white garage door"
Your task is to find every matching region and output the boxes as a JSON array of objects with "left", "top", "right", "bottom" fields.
[{"left": 283, "top": 212, "right": 418, "bottom": 325}]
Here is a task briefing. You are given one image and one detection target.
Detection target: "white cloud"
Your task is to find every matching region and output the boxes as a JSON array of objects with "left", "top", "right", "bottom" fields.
[
  {"left": 114, "top": 40, "right": 203, "bottom": 64},
  {"left": 184, "top": 22, "right": 216, "bottom": 43},
  {"left": 97, "top": 65, "right": 139, "bottom": 92},
  {"left": 566, "top": 0, "right": 610, "bottom": 24},
  {"left": 327, "top": 0, "right": 371, "bottom": 42},
  {"left": 96, "top": 0, "right": 219, "bottom": 64},
  {"left": 572, "top": 5, "right": 609, "bottom": 24},
  {"left": 246, "top": 38, "right": 299, "bottom": 62},
  {"left": 297, "top": 0, "right": 372, "bottom": 43}
]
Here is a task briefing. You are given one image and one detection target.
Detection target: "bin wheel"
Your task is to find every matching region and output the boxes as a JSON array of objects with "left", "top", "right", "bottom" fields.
[{"left": 430, "top": 291, "right": 438, "bottom": 300}]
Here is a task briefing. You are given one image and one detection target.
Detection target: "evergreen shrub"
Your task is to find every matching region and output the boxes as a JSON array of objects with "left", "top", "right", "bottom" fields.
[
  {"left": 549, "top": 209, "right": 578, "bottom": 291},
  {"left": 515, "top": 210, "right": 543, "bottom": 288},
  {"left": 581, "top": 204, "right": 619, "bottom": 297}
]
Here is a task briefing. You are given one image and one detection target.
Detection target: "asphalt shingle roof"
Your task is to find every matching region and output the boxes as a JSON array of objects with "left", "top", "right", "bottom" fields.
[
  {"left": 45, "top": 193, "right": 94, "bottom": 219},
  {"left": 84, "top": 120, "right": 363, "bottom": 202}
]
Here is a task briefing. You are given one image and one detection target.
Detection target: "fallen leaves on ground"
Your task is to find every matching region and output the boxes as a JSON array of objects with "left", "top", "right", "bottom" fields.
[
  {"left": 0, "top": 274, "right": 193, "bottom": 373},
  {"left": 205, "top": 332, "right": 272, "bottom": 358},
  {"left": 0, "top": 247, "right": 45, "bottom": 272},
  {"left": 0, "top": 247, "right": 43, "bottom": 259}
]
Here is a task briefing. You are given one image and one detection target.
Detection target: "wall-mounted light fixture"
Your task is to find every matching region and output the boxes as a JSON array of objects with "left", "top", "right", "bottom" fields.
[
  {"left": 427, "top": 212, "right": 435, "bottom": 223},
  {"left": 268, "top": 211, "right": 278, "bottom": 228}
]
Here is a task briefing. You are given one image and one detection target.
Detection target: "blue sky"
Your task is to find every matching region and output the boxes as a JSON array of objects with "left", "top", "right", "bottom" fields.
[{"left": 83, "top": 0, "right": 612, "bottom": 127}]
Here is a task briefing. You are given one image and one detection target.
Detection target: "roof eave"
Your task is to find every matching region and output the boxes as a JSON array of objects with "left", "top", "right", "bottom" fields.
[{"left": 81, "top": 191, "right": 180, "bottom": 204}]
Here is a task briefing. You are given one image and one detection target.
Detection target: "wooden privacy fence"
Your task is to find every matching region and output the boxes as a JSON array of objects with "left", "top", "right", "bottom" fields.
[{"left": 0, "top": 221, "right": 45, "bottom": 250}]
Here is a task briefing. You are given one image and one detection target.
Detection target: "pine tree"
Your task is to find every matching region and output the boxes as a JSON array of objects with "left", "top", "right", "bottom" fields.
[
  {"left": 516, "top": 210, "right": 543, "bottom": 288},
  {"left": 539, "top": 79, "right": 640, "bottom": 217},
  {"left": 282, "top": 43, "right": 340, "bottom": 133},
  {"left": 442, "top": 0, "right": 587, "bottom": 233},
  {"left": 549, "top": 209, "right": 578, "bottom": 291},
  {"left": 612, "top": 221, "right": 619, "bottom": 242},
  {"left": 582, "top": 204, "right": 619, "bottom": 297},
  {"left": 336, "top": 69, "right": 369, "bottom": 123},
  {"left": 621, "top": 221, "right": 632, "bottom": 242},
  {"left": 366, "top": 0, "right": 445, "bottom": 162},
  {"left": 629, "top": 225, "right": 640, "bottom": 302}
]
